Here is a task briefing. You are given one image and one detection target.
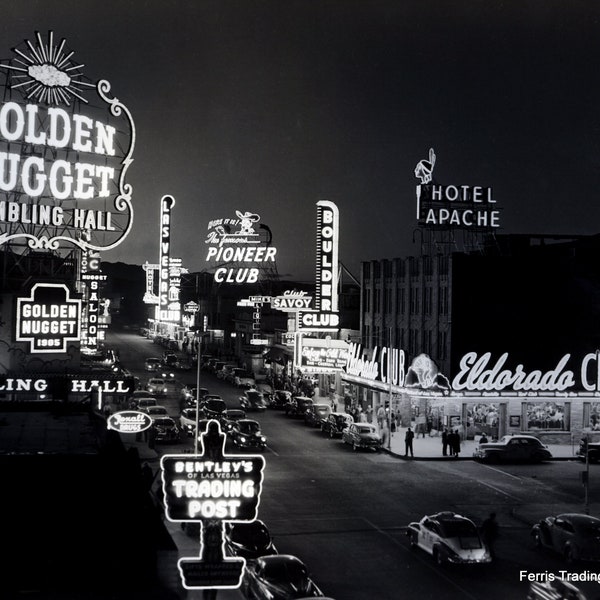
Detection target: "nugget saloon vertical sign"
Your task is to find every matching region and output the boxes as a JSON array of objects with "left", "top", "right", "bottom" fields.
[{"left": 0, "top": 31, "right": 135, "bottom": 252}]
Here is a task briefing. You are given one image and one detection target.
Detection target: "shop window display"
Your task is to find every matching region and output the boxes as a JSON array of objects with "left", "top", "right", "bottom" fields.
[{"left": 526, "top": 402, "right": 566, "bottom": 430}]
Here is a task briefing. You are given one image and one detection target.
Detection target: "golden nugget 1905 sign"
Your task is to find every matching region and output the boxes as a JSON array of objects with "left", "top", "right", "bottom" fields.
[{"left": 0, "top": 31, "right": 135, "bottom": 252}]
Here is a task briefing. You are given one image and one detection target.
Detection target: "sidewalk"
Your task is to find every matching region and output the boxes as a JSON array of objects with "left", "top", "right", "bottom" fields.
[{"left": 383, "top": 425, "right": 579, "bottom": 461}]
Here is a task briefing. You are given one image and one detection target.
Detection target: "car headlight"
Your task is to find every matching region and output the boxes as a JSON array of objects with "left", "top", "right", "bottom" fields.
[
  {"left": 260, "top": 436, "right": 266, "bottom": 442},
  {"left": 240, "top": 436, "right": 246, "bottom": 442}
]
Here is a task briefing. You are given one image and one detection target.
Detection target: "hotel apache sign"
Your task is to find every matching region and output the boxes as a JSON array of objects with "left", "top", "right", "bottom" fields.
[
  {"left": 204, "top": 210, "right": 276, "bottom": 283},
  {"left": 161, "top": 421, "right": 265, "bottom": 590},
  {"left": 414, "top": 148, "right": 500, "bottom": 230},
  {"left": 16, "top": 283, "right": 81, "bottom": 353},
  {"left": 0, "top": 31, "right": 135, "bottom": 252}
]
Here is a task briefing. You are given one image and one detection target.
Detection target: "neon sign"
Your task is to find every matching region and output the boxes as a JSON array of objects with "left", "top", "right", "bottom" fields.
[
  {"left": 298, "top": 201, "right": 339, "bottom": 332},
  {"left": 161, "top": 421, "right": 265, "bottom": 590},
  {"left": 415, "top": 148, "right": 499, "bottom": 230},
  {"left": 272, "top": 290, "right": 313, "bottom": 311},
  {"left": 345, "top": 342, "right": 406, "bottom": 386},
  {"left": 204, "top": 211, "right": 276, "bottom": 283},
  {"left": 0, "top": 31, "right": 135, "bottom": 252},
  {"left": 107, "top": 411, "right": 152, "bottom": 433},
  {"left": 453, "top": 352, "right": 575, "bottom": 392},
  {"left": 295, "top": 337, "right": 349, "bottom": 373},
  {"left": 16, "top": 283, "right": 81, "bottom": 353}
]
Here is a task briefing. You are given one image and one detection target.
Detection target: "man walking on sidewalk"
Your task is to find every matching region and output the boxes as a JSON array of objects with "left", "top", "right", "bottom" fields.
[{"left": 405, "top": 427, "right": 414, "bottom": 457}]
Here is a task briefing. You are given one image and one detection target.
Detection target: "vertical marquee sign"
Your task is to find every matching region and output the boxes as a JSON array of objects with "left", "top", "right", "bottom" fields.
[
  {"left": 156, "top": 195, "right": 182, "bottom": 323},
  {"left": 0, "top": 31, "right": 135, "bottom": 253},
  {"left": 161, "top": 421, "right": 265, "bottom": 590},
  {"left": 297, "top": 200, "right": 340, "bottom": 332}
]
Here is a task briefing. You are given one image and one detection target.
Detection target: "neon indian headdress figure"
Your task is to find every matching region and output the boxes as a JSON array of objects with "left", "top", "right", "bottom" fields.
[{"left": 414, "top": 148, "right": 436, "bottom": 184}]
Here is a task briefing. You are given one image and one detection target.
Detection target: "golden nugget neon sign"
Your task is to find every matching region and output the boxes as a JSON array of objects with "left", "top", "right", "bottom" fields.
[{"left": 0, "top": 31, "right": 135, "bottom": 252}]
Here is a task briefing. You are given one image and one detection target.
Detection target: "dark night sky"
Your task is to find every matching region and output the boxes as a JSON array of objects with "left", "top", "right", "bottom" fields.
[{"left": 3, "top": 1, "right": 600, "bottom": 280}]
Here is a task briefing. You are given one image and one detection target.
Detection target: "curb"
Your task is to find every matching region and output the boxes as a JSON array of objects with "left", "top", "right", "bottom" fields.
[{"left": 382, "top": 448, "right": 579, "bottom": 462}]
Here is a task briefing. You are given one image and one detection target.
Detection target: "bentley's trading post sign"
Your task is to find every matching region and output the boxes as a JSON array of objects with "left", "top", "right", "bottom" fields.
[
  {"left": 0, "top": 31, "right": 135, "bottom": 253},
  {"left": 161, "top": 420, "right": 265, "bottom": 590}
]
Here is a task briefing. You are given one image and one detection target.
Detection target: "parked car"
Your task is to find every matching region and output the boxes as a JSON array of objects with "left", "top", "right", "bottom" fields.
[
  {"left": 341, "top": 423, "right": 382, "bottom": 451},
  {"left": 241, "top": 555, "right": 325, "bottom": 599},
  {"left": 180, "top": 386, "right": 209, "bottom": 408},
  {"left": 202, "top": 397, "right": 227, "bottom": 419},
  {"left": 531, "top": 513, "right": 600, "bottom": 563},
  {"left": 220, "top": 408, "right": 247, "bottom": 432},
  {"left": 321, "top": 412, "right": 354, "bottom": 438},
  {"left": 162, "top": 351, "right": 178, "bottom": 367},
  {"left": 211, "top": 361, "right": 228, "bottom": 377},
  {"left": 146, "top": 377, "right": 168, "bottom": 397},
  {"left": 135, "top": 397, "right": 158, "bottom": 412},
  {"left": 255, "top": 382, "right": 273, "bottom": 405},
  {"left": 150, "top": 416, "right": 180, "bottom": 443},
  {"left": 144, "top": 405, "right": 169, "bottom": 420},
  {"left": 473, "top": 434, "right": 553, "bottom": 463},
  {"left": 231, "top": 368, "right": 255, "bottom": 388},
  {"left": 174, "top": 358, "right": 193, "bottom": 372},
  {"left": 128, "top": 391, "right": 156, "bottom": 410},
  {"left": 224, "top": 520, "right": 278, "bottom": 558},
  {"left": 270, "top": 389, "right": 291, "bottom": 410},
  {"left": 218, "top": 363, "right": 238, "bottom": 380},
  {"left": 229, "top": 419, "right": 267, "bottom": 451},
  {"left": 239, "top": 390, "right": 267, "bottom": 412},
  {"left": 144, "top": 357, "right": 162, "bottom": 372},
  {"left": 179, "top": 408, "right": 199, "bottom": 437},
  {"left": 304, "top": 403, "right": 331, "bottom": 428},
  {"left": 577, "top": 438, "right": 600, "bottom": 463},
  {"left": 527, "top": 579, "right": 587, "bottom": 600},
  {"left": 406, "top": 511, "right": 492, "bottom": 565},
  {"left": 285, "top": 396, "right": 313, "bottom": 418}
]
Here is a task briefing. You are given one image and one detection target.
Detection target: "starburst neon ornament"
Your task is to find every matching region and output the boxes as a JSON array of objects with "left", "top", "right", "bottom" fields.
[{"left": 1, "top": 31, "right": 95, "bottom": 105}]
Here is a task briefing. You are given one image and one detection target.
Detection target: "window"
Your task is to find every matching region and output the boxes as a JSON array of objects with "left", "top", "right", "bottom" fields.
[
  {"left": 424, "top": 287, "right": 432, "bottom": 316},
  {"left": 363, "top": 288, "right": 371, "bottom": 313},
  {"left": 437, "top": 330, "right": 447, "bottom": 360},
  {"left": 587, "top": 403, "right": 600, "bottom": 430},
  {"left": 410, "top": 287, "right": 420, "bottom": 313},
  {"left": 526, "top": 402, "right": 568, "bottom": 430},
  {"left": 374, "top": 288, "right": 381, "bottom": 313},
  {"left": 439, "top": 287, "right": 448, "bottom": 316},
  {"left": 398, "top": 287, "right": 406, "bottom": 314}
]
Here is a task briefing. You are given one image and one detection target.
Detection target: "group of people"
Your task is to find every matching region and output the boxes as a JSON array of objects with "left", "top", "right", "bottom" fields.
[{"left": 441, "top": 428, "right": 462, "bottom": 457}]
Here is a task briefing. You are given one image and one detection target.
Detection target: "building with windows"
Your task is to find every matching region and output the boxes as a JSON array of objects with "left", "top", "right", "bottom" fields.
[{"left": 344, "top": 234, "right": 600, "bottom": 444}]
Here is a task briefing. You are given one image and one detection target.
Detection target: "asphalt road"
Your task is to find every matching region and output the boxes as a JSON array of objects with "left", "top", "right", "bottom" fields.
[{"left": 109, "top": 329, "right": 600, "bottom": 600}]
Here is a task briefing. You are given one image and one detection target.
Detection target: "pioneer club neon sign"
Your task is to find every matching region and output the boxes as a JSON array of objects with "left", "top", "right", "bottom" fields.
[
  {"left": 204, "top": 210, "right": 276, "bottom": 283},
  {"left": 0, "top": 31, "right": 135, "bottom": 252},
  {"left": 415, "top": 148, "right": 499, "bottom": 230}
]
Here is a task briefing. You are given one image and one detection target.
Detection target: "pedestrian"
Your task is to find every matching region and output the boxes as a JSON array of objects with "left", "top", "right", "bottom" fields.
[
  {"left": 404, "top": 427, "right": 414, "bottom": 457},
  {"left": 479, "top": 433, "right": 489, "bottom": 444},
  {"left": 480, "top": 512, "right": 499, "bottom": 558},
  {"left": 377, "top": 405, "right": 385, "bottom": 429},
  {"left": 452, "top": 429, "right": 461, "bottom": 457},
  {"left": 442, "top": 428, "right": 449, "bottom": 456}
]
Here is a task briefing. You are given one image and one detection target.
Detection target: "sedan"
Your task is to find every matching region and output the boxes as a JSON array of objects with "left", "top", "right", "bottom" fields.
[
  {"left": 406, "top": 511, "right": 492, "bottom": 565},
  {"left": 224, "top": 520, "right": 278, "bottom": 559},
  {"left": 220, "top": 408, "right": 247, "bottom": 432},
  {"left": 149, "top": 416, "right": 180, "bottom": 443},
  {"left": 304, "top": 403, "right": 331, "bottom": 428},
  {"left": 239, "top": 390, "right": 267, "bottom": 412},
  {"left": 321, "top": 413, "right": 354, "bottom": 438},
  {"left": 531, "top": 513, "right": 600, "bottom": 563},
  {"left": 473, "top": 434, "right": 553, "bottom": 463},
  {"left": 146, "top": 378, "right": 168, "bottom": 397},
  {"left": 144, "top": 405, "right": 169, "bottom": 420},
  {"left": 179, "top": 408, "right": 199, "bottom": 437},
  {"left": 241, "top": 555, "right": 325, "bottom": 599},
  {"left": 270, "top": 389, "right": 291, "bottom": 410},
  {"left": 341, "top": 423, "right": 382, "bottom": 451},
  {"left": 229, "top": 419, "right": 267, "bottom": 451}
]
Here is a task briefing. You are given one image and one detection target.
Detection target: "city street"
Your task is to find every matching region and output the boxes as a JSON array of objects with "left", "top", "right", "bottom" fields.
[{"left": 109, "top": 328, "right": 600, "bottom": 600}]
